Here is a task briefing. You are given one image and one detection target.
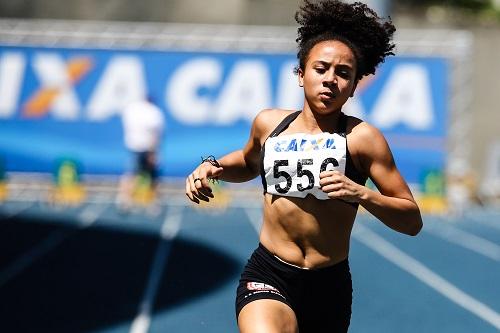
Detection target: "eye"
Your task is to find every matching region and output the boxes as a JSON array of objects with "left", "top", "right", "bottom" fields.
[
  {"left": 315, "top": 67, "right": 326, "bottom": 74},
  {"left": 336, "top": 69, "right": 351, "bottom": 79}
]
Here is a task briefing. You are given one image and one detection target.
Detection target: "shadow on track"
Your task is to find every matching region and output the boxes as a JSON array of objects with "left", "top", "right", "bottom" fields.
[{"left": 0, "top": 213, "right": 240, "bottom": 332}]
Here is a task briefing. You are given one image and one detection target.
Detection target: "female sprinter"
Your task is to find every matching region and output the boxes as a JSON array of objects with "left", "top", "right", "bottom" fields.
[{"left": 186, "top": 1, "right": 423, "bottom": 332}]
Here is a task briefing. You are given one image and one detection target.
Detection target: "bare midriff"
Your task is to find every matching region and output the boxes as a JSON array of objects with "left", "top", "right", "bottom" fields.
[{"left": 259, "top": 192, "right": 357, "bottom": 269}]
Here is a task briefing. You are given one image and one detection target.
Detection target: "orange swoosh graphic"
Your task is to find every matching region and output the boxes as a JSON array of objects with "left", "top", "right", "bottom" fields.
[{"left": 23, "top": 57, "right": 93, "bottom": 118}]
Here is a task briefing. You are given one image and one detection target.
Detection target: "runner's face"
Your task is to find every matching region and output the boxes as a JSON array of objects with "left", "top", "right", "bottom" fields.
[{"left": 299, "top": 40, "right": 358, "bottom": 114}]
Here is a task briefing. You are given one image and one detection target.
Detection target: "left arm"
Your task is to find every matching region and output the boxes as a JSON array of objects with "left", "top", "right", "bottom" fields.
[{"left": 320, "top": 123, "right": 422, "bottom": 236}]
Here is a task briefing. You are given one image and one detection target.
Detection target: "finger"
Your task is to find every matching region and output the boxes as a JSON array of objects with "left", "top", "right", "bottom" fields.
[
  {"left": 327, "top": 189, "right": 345, "bottom": 199},
  {"left": 186, "top": 192, "right": 200, "bottom": 204},
  {"left": 210, "top": 166, "right": 224, "bottom": 179},
  {"left": 321, "top": 183, "right": 344, "bottom": 192},
  {"left": 190, "top": 175, "right": 212, "bottom": 202},
  {"left": 328, "top": 189, "right": 352, "bottom": 200},
  {"left": 193, "top": 190, "right": 210, "bottom": 202},
  {"left": 201, "top": 188, "right": 214, "bottom": 198},
  {"left": 194, "top": 177, "right": 214, "bottom": 198},
  {"left": 195, "top": 167, "right": 213, "bottom": 189},
  {"left": 186, "top": 179, "right": 200, "bottom": 204},
  {"left": 319, "top": 177, "right": 332, "bottom": 187},
  {"left": 319, "top": 170, "right": 334, "bottom": 179},
  {"left": 186, "top": 177, "right": 200, "bottom": 203},
  {"left": 189, "top": 174, "right": 203, "bottom": 199},
  {"left": 185, "top": 178, "right": 193, "bottom": 200},
  {"left": 320, "top": 170, "right": 342, "bottom": 178},
  {"left": 189, "top": 168, "right": 214, "bottom": 199},
  {"left": 197, "top": 177, "right": 212, "bottom": 192},
  {"left": 319, "top": 174, "right": 342, "bottom": 187}
]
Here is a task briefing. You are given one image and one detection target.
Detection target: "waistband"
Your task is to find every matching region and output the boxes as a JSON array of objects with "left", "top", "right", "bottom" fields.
[{"left": 256, "top": 242, "right": 349, "bottom": 275}]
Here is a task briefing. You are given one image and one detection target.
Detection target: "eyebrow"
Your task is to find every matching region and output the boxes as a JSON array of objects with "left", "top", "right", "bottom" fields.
[{"left": 312, "top": 61, "right": 354, "bottom": 70}]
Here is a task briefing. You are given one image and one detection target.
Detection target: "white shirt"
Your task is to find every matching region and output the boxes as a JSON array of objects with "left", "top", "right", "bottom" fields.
[{"left": 122, "top": 100, "right": 165, "bottom": 152}]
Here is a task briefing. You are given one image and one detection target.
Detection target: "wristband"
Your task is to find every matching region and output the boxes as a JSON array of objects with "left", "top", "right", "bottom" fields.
[{"left": 201, "top": 155, "right": 221, "bottom": 183}]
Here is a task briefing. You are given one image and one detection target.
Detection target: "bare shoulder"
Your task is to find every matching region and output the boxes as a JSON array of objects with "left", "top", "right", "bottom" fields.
[
  {"left": 345, "top": 116, "right": 391, "bottom": 164},
  {"left": 253, "top": 109, "right": 299, "bottom": 143},
  {"left": 347, "top": 117, "right": 384, "bottom": 142}
]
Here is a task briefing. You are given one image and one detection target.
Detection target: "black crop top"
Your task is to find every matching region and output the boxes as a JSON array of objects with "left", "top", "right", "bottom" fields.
[{"left": 259, "top": 111, "right": 367, "bottom": 206}]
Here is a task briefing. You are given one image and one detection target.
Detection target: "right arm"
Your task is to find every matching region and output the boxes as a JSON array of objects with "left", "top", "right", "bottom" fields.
[{"left": 185, "top": 109, "right": 278, "bottom": 204}]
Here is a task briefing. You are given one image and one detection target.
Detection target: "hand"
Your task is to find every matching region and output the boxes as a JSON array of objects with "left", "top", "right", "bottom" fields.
[
  {"left": 185, "top": 162, "right": 224, "bottom": 204},
  {"left": 319, "top": 170, "right": 364, "bottom": 203}
]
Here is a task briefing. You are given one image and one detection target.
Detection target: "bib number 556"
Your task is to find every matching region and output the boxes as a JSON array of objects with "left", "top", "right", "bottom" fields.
[{"left": 273, "top": 158, "right": 339, "bottom": 194}]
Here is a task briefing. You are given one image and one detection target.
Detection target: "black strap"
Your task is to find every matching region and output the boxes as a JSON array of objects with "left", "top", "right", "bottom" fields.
[
  {"left": 260, "top": 111, "right": 366, "bottom": 194},
  {"left": 260, "top": 111, "right": 300, "bottom": 193},
  {"left": 338, "top": 112, "right": 348, "bottom": 137},
  {"left": 268, "top": 111, "right": 301, "bottom": 138}
]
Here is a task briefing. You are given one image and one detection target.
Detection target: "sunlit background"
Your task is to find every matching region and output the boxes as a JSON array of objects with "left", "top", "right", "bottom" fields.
[{"left": 0, "top": 1, "right": 499, "bottom": 332}]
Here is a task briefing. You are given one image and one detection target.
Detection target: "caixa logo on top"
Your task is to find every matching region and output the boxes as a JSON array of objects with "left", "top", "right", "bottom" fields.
[
  {"left": 0, "top": 48, "right": 446, "bottom": 132},
  {"left": 0, "top": 46, "right": 447, "bottom": 179}
]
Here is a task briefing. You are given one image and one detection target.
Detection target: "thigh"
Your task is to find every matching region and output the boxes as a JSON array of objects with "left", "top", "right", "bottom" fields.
[
  {"left": 299, "top": 263, "right": 352, "bottom": 332},
  {"left": 238, "top": 299, "right": 298, "bottom": 333}
]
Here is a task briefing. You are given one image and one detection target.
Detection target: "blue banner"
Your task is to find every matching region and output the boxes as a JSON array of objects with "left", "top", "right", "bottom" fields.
[{"left": 0, "top": 45, "right": 447, "bottom": 186}]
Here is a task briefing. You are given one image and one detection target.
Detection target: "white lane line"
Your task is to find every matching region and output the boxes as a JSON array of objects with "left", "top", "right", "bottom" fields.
[
  {"left": 130, "top": 206, "right": 184, "bottom": 333},
  {"left": 353, "top": 224, "right": 500, "bottom": 330},
  {"left": 0, "top": 204, "right": 101, "bottom": 288},
  {"left": 244, "top": 208, "right": 262, "bottom": 234},
  {"left": 78, "top": 203, "right": 108, "bottom": 228},
  {"left": 1, "top": 202, "right": 34, "bottom": 219},
  {"left": 0, "top": 205, "right": 102, "bottom": 287},
  {"left": 0, "top": 230, "right": 68, "bottom": 287},
  {"left": 466, "top": 214, "right": 500, "bottom": 232},
  {"left": 426, "top": 223, "right": 500, "bottom": 261}
]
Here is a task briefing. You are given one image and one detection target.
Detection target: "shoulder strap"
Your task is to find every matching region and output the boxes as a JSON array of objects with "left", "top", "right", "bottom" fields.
[
  {"left": 260, "top": 110, "right": 300, "bottom": 194},
  {"left": 338, "top": 112, "right": 348, "bottom": 137},
  {"left": 268, "top": 111, "right": 301, "bottom": 138}
]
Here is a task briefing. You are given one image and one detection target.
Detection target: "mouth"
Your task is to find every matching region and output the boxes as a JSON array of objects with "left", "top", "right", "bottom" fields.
[{"left": 319, "top": 91, "right": 335, "bottom": 100}]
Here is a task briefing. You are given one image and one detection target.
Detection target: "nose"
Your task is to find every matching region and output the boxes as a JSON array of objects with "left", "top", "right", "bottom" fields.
[{"left": 323, "top": 69, "right": 337, "bottom": 86}]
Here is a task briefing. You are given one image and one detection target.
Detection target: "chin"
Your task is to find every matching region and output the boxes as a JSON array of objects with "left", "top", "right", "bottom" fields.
[{"left": 315, "top": 103, "right": 340, "bottom": 114}]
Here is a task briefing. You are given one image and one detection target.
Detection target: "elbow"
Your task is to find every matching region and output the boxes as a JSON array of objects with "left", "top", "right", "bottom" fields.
[
  {"left": 403, "top": 205, "right": 423, "bottom": 236},
  {"left": 401, "top": 205, "right": 424, "bottom": 236},
  {"left": 407, "top": 219, "right": 423, "bottom": 236},
  {"left": 406, "top": 209, "right": 423, "bottom": 236}
]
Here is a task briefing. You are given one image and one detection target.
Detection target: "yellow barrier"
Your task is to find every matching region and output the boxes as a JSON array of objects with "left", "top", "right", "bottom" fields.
[
  {"left": 0, "top": 182, "right": 7, "bottom": 202},
  {"left": 52, "top": 184, "right": 86, "bottom": 205},
  {"left": 195, "top": 182, "right": 231, "bottom": 213},
  {"left": 132, "top": 172, "right": 156, "bottom": 206},
  {"left": 417, "top": 195, "right": 448, "bottom": 214}
]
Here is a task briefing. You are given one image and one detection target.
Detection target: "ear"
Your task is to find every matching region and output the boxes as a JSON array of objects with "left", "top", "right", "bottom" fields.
[
  {"left": 298, "top": 68, "right": 304, "bottom": 87},
  {"left": 350, "top": 79, "right": 359, "bottom": 97}
]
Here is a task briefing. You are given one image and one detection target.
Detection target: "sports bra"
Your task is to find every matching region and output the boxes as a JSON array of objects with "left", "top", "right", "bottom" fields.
[{"left": 260, "top": 111, "right": 367, "bottom": 203}]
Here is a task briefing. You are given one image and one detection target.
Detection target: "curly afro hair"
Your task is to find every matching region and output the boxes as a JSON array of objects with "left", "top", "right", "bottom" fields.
[{"left": 295, "top": 0, "right": 396, "bottom": 80}]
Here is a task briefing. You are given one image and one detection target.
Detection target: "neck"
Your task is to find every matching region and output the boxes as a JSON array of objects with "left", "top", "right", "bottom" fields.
[{"left": 299, "top": 106, "right": 342, "bottom": 133}]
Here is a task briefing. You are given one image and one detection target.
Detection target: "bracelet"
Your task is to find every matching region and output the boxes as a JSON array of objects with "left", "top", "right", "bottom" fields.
[
  {"left": 201, "top": 155, "right": 221, "bottom": 183},
  {"left": 201, "top": 155, "right": 221, "bottom": 168}
]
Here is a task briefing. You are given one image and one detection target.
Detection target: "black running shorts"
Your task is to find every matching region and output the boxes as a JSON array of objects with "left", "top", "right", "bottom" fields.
[{"left": 235, "top": 243, "right": 352, "bottom": 333}]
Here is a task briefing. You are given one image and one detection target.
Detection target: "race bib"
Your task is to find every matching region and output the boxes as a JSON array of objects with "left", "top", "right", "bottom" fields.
[{"left": 263, "top": 132, "right": 347, "bottom": 200}]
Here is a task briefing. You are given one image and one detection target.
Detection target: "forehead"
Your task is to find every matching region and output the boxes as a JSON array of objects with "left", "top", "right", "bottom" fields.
[{"left": 307, "top": 40, "right": 356, "bottom": 65}]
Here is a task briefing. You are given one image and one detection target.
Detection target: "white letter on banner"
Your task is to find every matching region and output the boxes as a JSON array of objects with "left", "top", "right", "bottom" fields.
[
  {"left": 370, "top": 64, "right": 434, "bottom": 130},
  {"left": 214, "top": 61, "right": 271, "bottom": 124},
  {"left": 167, "top": 58, "right": 221, "bottom": 125},
  {"left": 33, "top": 53, "right": 80, "bottom": 120},
  {"left": 0, "top": 53, "right": 25, "bottom": 118},
  {"left": 343, "top": 97, "right": 367, "bottom": 120},
  {"left": 87, "top": 56, "right": 146, "bottom": 121},
  {"left": 276, "top": 61, "right": 303, "bottom": 110}
]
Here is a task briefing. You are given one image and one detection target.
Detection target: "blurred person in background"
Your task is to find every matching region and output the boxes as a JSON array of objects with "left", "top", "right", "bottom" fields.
[
  {"left": 116, "top": 95, "right": 165, "bottom": 211},
  {"left": 186, "top": 0, "right": 423, "bottom": 332}
]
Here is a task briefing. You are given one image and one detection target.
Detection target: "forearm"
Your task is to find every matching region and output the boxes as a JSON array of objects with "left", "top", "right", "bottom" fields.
[
  {"left": 216, "top": 150, "right": 259, "bottom": 183},
  {"left": 358, "top": 187, "right": 423, "bottom": 236}
]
